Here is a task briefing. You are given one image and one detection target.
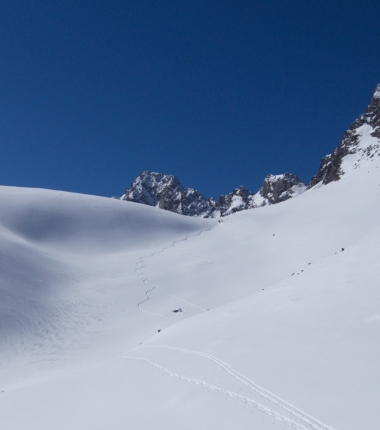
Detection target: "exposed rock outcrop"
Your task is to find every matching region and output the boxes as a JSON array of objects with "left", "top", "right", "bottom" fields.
[{"left": 258, "top": 173, "right": 307, "bottom": 205}]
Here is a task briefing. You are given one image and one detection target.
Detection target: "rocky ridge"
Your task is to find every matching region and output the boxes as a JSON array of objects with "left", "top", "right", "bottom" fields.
[
  {"left": 121, "top": 171, "right": 306, "bottom": 218},
  {"left": 122, "top": 84, "right": 380, "bottom": 217}
]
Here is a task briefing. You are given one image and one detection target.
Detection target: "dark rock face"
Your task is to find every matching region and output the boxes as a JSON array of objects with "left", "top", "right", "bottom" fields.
[
  {"left": 259, "top": 173, "right": 306, "bottom": 204},
  {"left": 310, "top": 84, "right": 380, "bottom": 187},
  {"left": 122, "top": 171, "right": 306, "bottom": 218},
  {"left": 121, "top": 171, "right": 210, "bottom": 217}
]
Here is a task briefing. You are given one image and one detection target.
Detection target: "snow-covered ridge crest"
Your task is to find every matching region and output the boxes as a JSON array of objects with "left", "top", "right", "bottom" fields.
[
  {"left": 310, "top": 83, "right": 380, "bottom": 187},
  {"left": 121, "top": 171, "right": 306, "bottom": 218}
]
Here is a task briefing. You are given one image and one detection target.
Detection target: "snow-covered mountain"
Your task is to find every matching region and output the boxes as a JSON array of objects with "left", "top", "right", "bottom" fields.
[
  {"left": 1, "top": 84, "right": 380, "bottom": 430},
  {"left": 122, "top": 170, "right": 306, "bottom": 217}
]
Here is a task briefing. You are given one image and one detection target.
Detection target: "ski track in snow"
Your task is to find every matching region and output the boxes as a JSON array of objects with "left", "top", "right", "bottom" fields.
[
  {"left": 121, "top": 345, "right": 336, "bottom": 430},
  {"left": 135, "top": 222, "right": 211, "bottom": 320}
]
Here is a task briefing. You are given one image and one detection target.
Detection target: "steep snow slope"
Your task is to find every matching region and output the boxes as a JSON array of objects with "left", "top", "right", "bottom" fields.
[{"left": 1, "top": 151, "right": 380, "bottom": 429}]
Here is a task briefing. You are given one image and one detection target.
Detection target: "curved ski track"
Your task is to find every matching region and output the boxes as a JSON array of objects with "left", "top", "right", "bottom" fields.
[
  {"left": 135, "top": 222, "right": 211, "bottom": 320},
  {"left": 121, "top": 345, "right": 336, "bottom": 430}
]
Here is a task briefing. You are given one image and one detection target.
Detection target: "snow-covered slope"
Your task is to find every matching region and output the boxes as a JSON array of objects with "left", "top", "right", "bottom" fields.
[
  {"left": 1, "top": 153, "right": 380, "bottom": 429},
  {"left": 1, "top": 86, "right": 380, "bottom": 429}
]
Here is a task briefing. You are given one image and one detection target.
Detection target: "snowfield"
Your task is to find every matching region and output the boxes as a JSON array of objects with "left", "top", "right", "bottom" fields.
[{"left": 1, "top": 154, "right": 380, "bottom": 429}]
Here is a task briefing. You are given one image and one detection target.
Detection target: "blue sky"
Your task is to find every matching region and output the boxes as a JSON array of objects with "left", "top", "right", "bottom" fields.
[{"left": 1, "top": 0, "right": 380, "bottom": 199}]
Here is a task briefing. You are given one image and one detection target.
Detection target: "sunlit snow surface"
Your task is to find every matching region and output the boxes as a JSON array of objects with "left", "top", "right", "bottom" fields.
[{"left": 1, "top": 154, "right": 380, "bottom": 429}]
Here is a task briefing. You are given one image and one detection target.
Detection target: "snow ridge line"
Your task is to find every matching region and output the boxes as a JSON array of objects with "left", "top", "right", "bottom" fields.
[
  {"left": 120, "top": 355, "right": 309, "bottom": 430},
  {"left": 135, "top": 222, "right": 211, "bottom": 318},
  {"left": 139, "top": 345, "right": 335, "bottom": 430}
]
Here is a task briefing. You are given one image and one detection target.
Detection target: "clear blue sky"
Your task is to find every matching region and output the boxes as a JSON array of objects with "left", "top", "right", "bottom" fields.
[{"left": 1, "top": 0, "right": 380, "bottom": 199}]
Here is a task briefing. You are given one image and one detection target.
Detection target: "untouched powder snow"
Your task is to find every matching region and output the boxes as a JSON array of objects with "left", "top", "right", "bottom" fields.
[{"left": 1, "top": 151, "right": 380, "bottom": 429}]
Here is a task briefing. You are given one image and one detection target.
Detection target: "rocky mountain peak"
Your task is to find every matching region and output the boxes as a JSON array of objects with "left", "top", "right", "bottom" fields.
[
  {"left": 260, "top": 173, "right": 306, "bottom": 204},
  {"left": 309, "top": 83, "right": 380, "bottom": 187},
  {"left": 121, "top": 171, "right": 181, "bottom": 207},
  {"left": 121, "top": 171, "right": 210, "bottom": 217}
]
